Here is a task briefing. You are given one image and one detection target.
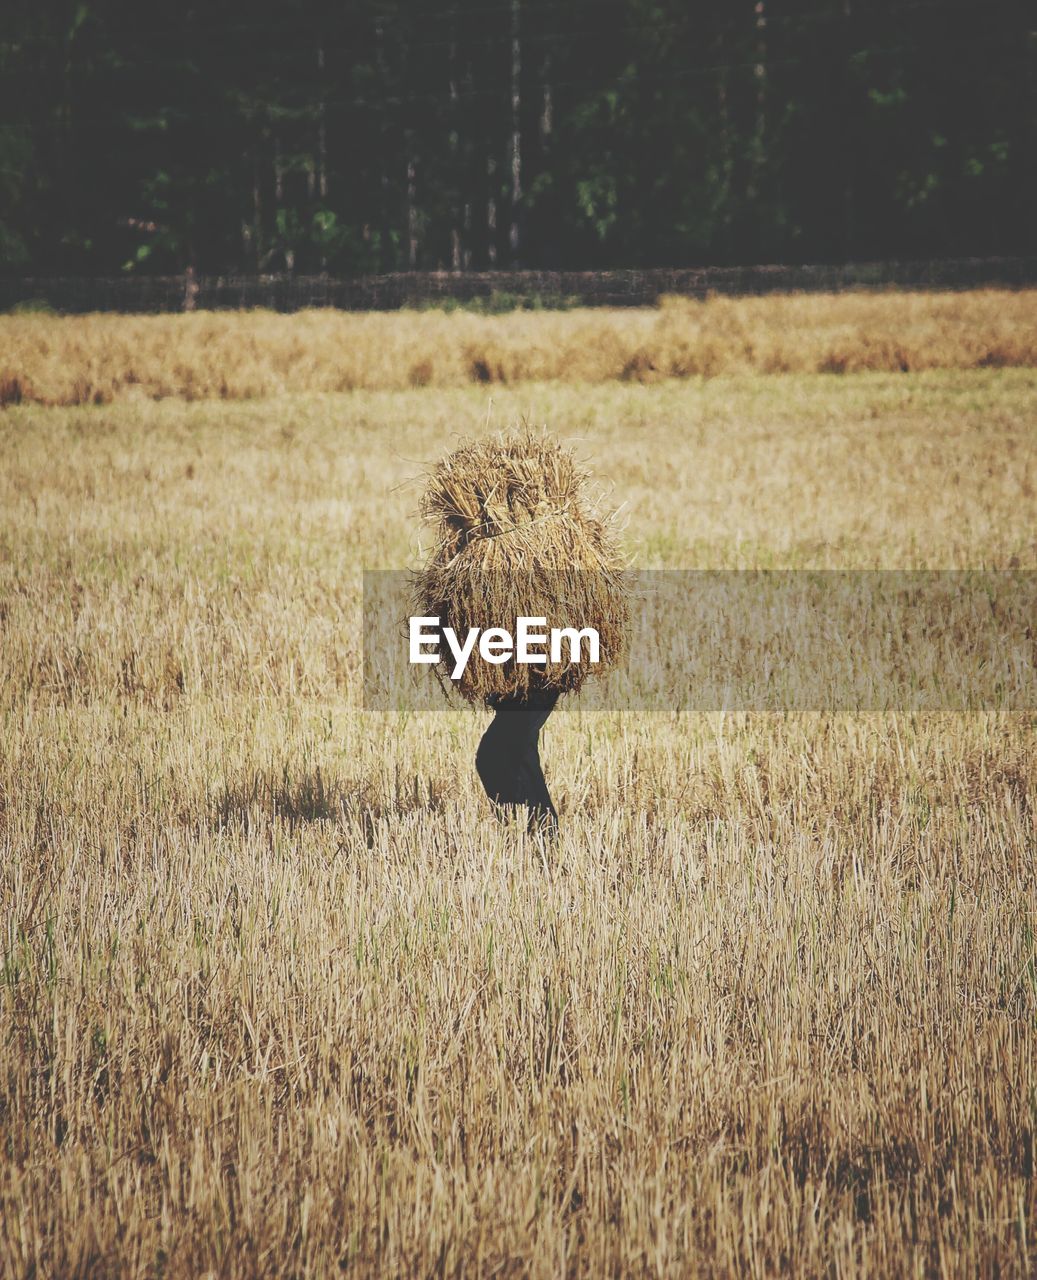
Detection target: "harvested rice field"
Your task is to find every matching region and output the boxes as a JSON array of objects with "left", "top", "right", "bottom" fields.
[
  {"left": 2, "top": 289, "right": 1035, "bottom": 407},
  {"left": 2, "top": 329, "right": 1037, "bottom": 1275}
]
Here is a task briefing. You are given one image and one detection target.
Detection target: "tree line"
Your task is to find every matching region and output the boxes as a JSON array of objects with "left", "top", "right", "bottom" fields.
[{"left": 0, "top": 0, "right": 1032, "bottom": 278}]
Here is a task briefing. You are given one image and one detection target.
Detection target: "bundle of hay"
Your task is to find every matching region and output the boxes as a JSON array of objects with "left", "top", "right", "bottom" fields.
[{"left": 414, "top": 430, "right": 628, "bottom": 704}]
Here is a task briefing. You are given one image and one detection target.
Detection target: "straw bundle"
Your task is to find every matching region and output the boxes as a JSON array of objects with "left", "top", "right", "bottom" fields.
[{"left": 414, "top": 431, "right": 628, "bottom": 704}]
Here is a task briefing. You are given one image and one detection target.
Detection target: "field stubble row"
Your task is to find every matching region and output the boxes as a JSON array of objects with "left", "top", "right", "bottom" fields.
[{"left": 1, "top": 289, "right": 1035, "bottom": 408}]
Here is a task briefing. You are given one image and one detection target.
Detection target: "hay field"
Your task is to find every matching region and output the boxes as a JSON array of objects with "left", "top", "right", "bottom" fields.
[
  {"left": 2, "top": 289, "right": 1036, "bottom": 407},
  {"left": 2, "top": 354, "right": 1036, "bottom": 1276}
]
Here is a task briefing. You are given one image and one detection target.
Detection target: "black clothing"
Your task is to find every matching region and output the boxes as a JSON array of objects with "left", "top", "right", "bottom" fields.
[{"left": 475, "top": 692, "right": 560, "bottom": 834}]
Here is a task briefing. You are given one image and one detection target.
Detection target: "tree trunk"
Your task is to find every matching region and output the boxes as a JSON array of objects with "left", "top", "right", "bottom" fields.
[
  {"left": 749, "top": 0, "right": 766, "bottom": 201},
  {"left": 407, "top": 153, "right": 418, "bottom": 268},
  {"left": 540, "top": 53, "right": 552, "bottom": 142},
  {"left": 509, "top": 0, "right": 522, "bottom": 262},
  {"left": 715, "top": 23, "right": 733, "bottom": 245},
  {"left": 274, "top": 134, "right": 289, "bottom": 271},
  {"left": 842, "top": 1, "right": 854, "bottom": 255},
  {"left": 317, "top": 43, "right": 327, "bottom": 202},
  {"left": 183, "top": 262, "right": 199, "bottom": 312},
  {"left": 463, "top": 200, "right": 472, "bottom": 270},
  {"left": 487, "top": 153, "right": 497, "bottom": 265},
  {"left": 312, "top": 42, "right": 328, "bottom": 272},
  {"left": 251, "top": 144, "right": 263, "bottom": 271},
  {"left": 375, "top": 18, "right": 393, "bottom": 271},
  {"left": 449, "top": 25, "right": 462, "bottom": 270}
]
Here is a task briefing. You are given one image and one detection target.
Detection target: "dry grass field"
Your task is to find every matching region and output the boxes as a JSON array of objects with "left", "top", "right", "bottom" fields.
[
  {"left": 1, "top": 305, "right": 1036, "bottom": 1276},
  {"left": 2, "top": 289, "right": 1036, "bottom": 407}
]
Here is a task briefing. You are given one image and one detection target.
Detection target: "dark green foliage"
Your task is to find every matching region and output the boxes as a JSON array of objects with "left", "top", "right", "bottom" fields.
[
  {"left": 0, "top": 0, "right": 1032, "bottom": 276},
  {"left": 412, "top": 290, "right": 579, "bottom": 314}
]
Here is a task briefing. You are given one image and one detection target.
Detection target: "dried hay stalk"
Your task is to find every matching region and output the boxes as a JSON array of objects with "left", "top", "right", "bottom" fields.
[{"left": 414, "top": 431, "right": 628, "bottom": 704}]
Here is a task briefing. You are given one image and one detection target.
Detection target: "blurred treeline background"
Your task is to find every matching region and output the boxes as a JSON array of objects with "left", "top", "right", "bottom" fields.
[{"left": 0, "top": 0, "right": 1033, "bottom": 278}]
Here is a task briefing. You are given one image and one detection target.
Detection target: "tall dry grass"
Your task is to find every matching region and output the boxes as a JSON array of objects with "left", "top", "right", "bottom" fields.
[
  {"left": 1, "top": 369, "right": 1036, "bottom": 1276},
  {"left": 0, "top": 289, "right": 1034, "bottom": 407}
]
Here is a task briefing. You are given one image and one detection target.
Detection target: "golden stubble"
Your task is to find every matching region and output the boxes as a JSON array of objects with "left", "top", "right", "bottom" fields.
[
  {"left": 0, "top": 288, "right": 1035, "bottom": 407},
  {"left": 1, "top": 360, "right": 1036, "bottom": 1276}
]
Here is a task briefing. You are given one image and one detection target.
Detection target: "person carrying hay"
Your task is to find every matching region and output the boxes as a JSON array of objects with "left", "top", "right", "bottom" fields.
[{"left": 414, "top": 431, "right": 627, "bottom": 834}]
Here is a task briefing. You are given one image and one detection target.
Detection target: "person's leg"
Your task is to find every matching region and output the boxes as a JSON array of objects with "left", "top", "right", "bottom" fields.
[
  {"left": 509, "top": 701, "right": 558, "bottom": 834},
  {"left": 475, "top": 694, "right": 559, "bottom": 833}
]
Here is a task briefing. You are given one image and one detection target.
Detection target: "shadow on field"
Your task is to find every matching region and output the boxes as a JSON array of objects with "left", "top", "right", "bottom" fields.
[{"left": 209, "top": 766, "right": 451, "bottom": 837}]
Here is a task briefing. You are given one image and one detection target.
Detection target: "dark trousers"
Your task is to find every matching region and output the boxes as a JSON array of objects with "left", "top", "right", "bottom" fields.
[{"left": 475, "top": 693, "right": 560, "bottom": 834}]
